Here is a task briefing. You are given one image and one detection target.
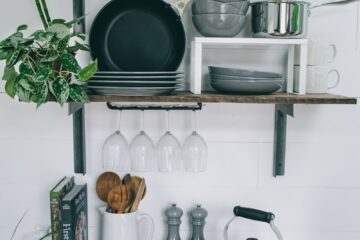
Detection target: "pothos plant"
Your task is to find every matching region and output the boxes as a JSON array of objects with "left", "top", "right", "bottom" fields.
[{"left": 0, "top": 0, "right": 97, "bottom": 108}]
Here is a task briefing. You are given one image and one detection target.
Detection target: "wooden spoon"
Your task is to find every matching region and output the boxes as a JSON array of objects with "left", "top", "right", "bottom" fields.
[
  {"left": 123, "top": 174, "right": 135, "bottom": 213},
  {"left": 129, "top": 178, "right": 146, "bottom": 212},
  {"left": 96, "top": 172, "right": 121, "bottom": 202},
  {"left": 107, "top": 184, "right": 130, "bottom": 213},
  {"left": 130, "top": 176, "right": 147, "bottom": 200}
]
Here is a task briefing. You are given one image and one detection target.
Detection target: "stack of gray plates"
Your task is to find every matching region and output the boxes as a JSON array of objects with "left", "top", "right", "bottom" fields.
[
  {"left": 209, "top": 66, "right": 284, "bottom": 94},
  {"left": 86, "top": 71, "right": 184, "bottom": 96}
]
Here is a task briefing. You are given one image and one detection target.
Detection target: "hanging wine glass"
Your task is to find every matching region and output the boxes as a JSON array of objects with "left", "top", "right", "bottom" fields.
[
  {"left": 157, "top": 110, "right": 182, "bottom": 172},
  {"left": 183, "top": 110, "right": 208, "bottom": 172},
  {"left": 102, "top": 111, "right": 129, "bottom": 171},
  {"left": 130, "top": 110, "right": 155, "bottom": 172}
]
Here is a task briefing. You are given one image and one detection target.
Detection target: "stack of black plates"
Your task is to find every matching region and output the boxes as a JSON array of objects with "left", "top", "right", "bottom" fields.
[{"left": 86, "top": 71, "right": 184, "bottom": 96}]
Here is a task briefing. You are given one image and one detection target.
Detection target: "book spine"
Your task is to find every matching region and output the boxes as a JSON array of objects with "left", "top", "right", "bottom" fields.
[
  {"left": 50, "top": 177, "right": 75, "bottom": 240},
  {"left": 50, "top": 193, "right": 61, "bottom": 240},
  {"left": 61, "top": 200, "right": 74, "bottom": 240}
]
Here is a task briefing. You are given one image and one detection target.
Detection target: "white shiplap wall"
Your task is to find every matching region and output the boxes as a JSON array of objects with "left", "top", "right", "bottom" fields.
[{"left": 1, "top": 0, "right": 360, "bottom": 239}]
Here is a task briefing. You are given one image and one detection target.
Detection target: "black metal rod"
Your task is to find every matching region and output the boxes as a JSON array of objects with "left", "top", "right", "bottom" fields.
[
  {"left": 72, "top": 0, "right": 86, "bottom": 174},
  {"left": 273, "top": 105, "right": 288, "bottom": 177},
  {"left": 73, "top": 107, "right": 86, "bottom": 174},
  {"left": 106, "top": 102, "right": 203, "bottom": 111}
]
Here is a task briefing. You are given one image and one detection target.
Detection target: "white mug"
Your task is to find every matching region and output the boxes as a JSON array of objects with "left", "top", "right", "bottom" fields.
[
  {"left": 294, "top": 66, "right": 341, "bottom": 94},
  {"left": 99, "top": 207, "right": 154, "bottom": 240},
  {"left": 296, "top": 39, "right": 337, "bottom": 66}
]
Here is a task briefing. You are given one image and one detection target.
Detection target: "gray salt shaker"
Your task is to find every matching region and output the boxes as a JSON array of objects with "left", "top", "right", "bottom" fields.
[
  {"left": 166, "top": 204, "right": 183, "bottom": 240},
  {"left": 190, "top": 205, "right": 208, "bottom": 240}
]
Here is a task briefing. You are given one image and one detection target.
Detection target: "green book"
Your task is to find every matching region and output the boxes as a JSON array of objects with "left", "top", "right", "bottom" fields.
[
  {"left": 50, "top": 176, "right": 75, "bottom": 240},
  {"left": 61, "top": 184, "right": 88, "bottom": 240}
]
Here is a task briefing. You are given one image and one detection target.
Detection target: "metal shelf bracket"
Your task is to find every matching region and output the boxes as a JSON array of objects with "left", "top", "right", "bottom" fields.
[
  {"left": 106, "top": 102, "right": 203, "bottom": 111},
  {"left": 273, "top": 104, "right": 294, "bottom": 177}
]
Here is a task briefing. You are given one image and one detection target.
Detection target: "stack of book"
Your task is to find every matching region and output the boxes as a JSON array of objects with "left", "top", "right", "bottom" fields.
[{"left": 50, "top": 177, "right": 88, "bottom": 240}]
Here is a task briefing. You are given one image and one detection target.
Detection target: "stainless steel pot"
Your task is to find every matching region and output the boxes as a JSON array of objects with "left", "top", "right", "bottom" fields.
[{"left": 251, "top": 0, "right": 359, "bottom": 38}]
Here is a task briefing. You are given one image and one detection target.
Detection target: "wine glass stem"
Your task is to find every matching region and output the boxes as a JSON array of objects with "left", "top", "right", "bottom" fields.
[
  {"left": 193, "top": 110, "right": 197, "bottom": 133},
  {"left": 166, "top": 110, "right": 170, "bottom": 132},
  {"left": 141, "top": 110, "right": 145, "bottom": 132},
  {"left": 117, "top": 111, "right": 122, "bottom": 132}
]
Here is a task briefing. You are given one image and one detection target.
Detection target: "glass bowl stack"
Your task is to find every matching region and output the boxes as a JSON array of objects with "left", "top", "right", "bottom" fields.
[
  {"left": 191, "top": 0, "right": 250, "bottom": 37},
  {"left": 209, "top": 66, "right": 285, "bottom": 94}
]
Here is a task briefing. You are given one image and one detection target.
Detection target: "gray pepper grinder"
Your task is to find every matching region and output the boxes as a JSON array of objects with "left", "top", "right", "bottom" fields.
[
  {"left": 166, "top": 204, "right": 183, "bottom": 240},
  {"left": 190, "top": 205, "right": 208, "bottom": 240}
]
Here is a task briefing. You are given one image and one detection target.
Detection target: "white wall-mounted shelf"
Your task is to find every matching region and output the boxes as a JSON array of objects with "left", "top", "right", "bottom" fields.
[{"left": 190, "top": 37, "right": 309, "bottom": 95}]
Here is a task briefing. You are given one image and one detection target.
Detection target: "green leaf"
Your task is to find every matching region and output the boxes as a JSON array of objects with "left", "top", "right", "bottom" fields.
[
  {"left": 47, "top": 23, "right": 70, "bottom": 40},
  {"left": 17, "top": 25, "right": 28, "bottom": 32},
  {"left": 6, "top": 49, "right": 21, "bottom": 67},
  {"left": 0, "top": 48, "right": 12, "bottom": 60},
  {"left": 58, "top": 34, "right": 72, "bottom": 52},
  {"left": 60, "top": 53, "right": 80, "bottom": 73},
  {"left": 51, "top": 19, "right": 66, "bottom": 24},
  {"left": 50, "top": 77, "right": 69, "bottom": 106},
  {"left": 19, "top": 62, "right": 34, "bottom": 75},
  {"left": 78, "top": 60, "right": 97, "bottom": 81},
  {"left": 67, "top": 42, "right": 90, "bottom": 53},
  {"left": 65, "top": 16, "right": 85, "bottom": 27},
  {"left": 34, "top": 83, "right": 49, "bottom": 108},
  {"left": 2, "top": 66, "right": 18, "bottom": 81},
  {"left": 69, "top": 84, "right": 89, "bottom": 103},
  {"left": 16, "top": 86, "right": 31, "bottom": 102},
  {"left": 5, "top": 77, "right": 16, "bottom": 98},
  {"left": 74, "top": 33, "right": 86, "bottom": 41},
  {"left": 35, "top": 67, "right": 52, "bottom": 84},
  {"left": 19, "top": 78, "right": 36, "bottom": 92},
  {"left": 39, "top": 55, "right": 58, "bottom": 64},
  {"left": 32, "top": 30, "right": 54, "bottom": 42}
]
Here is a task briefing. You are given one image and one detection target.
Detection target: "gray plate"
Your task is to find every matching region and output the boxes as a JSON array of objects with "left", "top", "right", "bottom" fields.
[
  {"left": 211, "top": 74, "right": 284, "bottom": 81},
  {"left": 91, "top": 75, "right": 184, "bottom": 81},
  {"left": 86, "top": 86, "right": 180, "bottom": 96},
  {"left": 87, "top": 80, "right": 183, "bottom": 88},
  {"left": 94, "top": 71, "right": 184, "bottom": 76},
  {"left": 209, "top": 66, "right": 283, "bottom": 78},
  {"left": 211, "top": 80, "right": 283, "bottom": 94}
]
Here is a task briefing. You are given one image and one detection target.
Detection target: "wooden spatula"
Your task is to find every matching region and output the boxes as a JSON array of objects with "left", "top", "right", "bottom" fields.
[{"left": 129, "top": 178, "right": 146, "bottom": 212}]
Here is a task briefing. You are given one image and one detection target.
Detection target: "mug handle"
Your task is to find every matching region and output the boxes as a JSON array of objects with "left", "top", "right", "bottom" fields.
[
  {"left": 328, "top": 44, "right": 337, "bottom": 63},
  {"left": 327, "top": 69, "right": 341, "bottom": 89},
  {"left": 138, "top": 213, "right": 154, "bottom": 240}
]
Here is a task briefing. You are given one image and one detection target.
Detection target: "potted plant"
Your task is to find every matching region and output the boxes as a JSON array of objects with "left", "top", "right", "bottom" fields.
[{"left": 0, "top": 0, "right": 97, "bottom": 107}]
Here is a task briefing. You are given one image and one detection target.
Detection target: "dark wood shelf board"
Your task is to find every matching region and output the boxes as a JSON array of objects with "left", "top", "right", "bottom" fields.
[{"left": 88, "top": 91, "right": 357, "bottom": 105}]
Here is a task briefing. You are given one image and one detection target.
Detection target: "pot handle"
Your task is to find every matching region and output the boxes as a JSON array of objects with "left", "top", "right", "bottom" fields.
[
  {"left": 310, "top": 0, "right": 359, "bottom": 10},
  {"left": 171, "top": 0, "right": 192, "bottom": 17},
  {"left": 233, "top": 206, "right": 275, "bottom": 223}
]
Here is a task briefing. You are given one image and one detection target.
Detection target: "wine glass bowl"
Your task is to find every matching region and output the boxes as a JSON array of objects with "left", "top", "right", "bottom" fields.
[
  {"left": 130, "top": 131, "right": 156, "bottom": 172},
  {"left": 183, "top": 111, "right": 208, "bottom": 172},
  {"left": 102, "top": 111, "right": 129, "bottom": 171},
  {"left": 157, "top": 131, "right": 182, "bottom": 172},
  {"left": 130, "top": 111, "right": 156, "bottom": 172},
  {"left": 182, "top": 132, "right": 208, "bottom": 172}
]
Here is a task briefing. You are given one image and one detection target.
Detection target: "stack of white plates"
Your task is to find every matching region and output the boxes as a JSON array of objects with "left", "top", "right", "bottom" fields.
[
  {"left": 209, "top": 66, "right": 284, "bottom": 94},
  {"left": 86, "top": 71, "right": 184, "bottom": 96}
]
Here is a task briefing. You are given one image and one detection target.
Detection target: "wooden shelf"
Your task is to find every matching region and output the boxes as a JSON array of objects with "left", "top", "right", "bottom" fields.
[{"left": 88, "top": 91, "right": 357, "bottom": 104}]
